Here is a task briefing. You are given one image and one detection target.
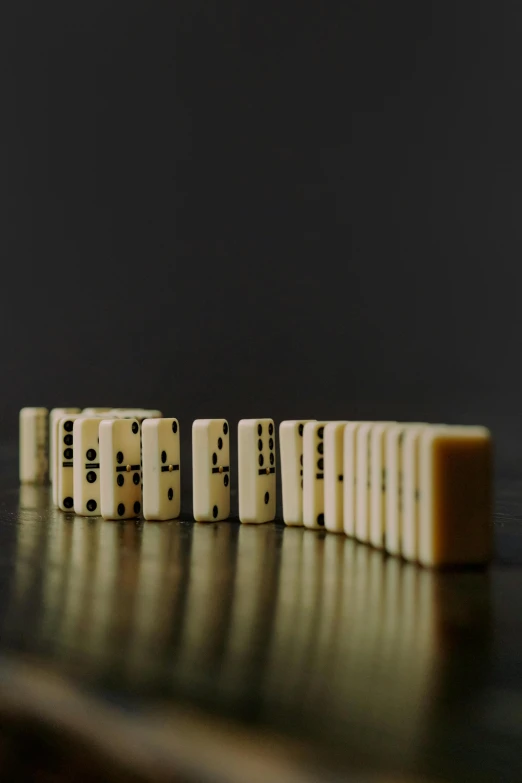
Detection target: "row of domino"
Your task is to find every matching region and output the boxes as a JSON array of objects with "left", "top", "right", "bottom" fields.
[{"left": 19, "top": 409, "right": 492, "bottom": 567}]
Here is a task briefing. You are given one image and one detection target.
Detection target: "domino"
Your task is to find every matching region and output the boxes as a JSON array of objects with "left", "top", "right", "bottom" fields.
[
  {"left": 99, "top": 418, "right": 142, "bottom": 520},
  {"left": 142, "top": 417, "right": 181, "bottom": 521},
  {"left": 324, "top": 421, "right": 349, "bottom": 533},
  {"left": 19, "top": 407, "right": 49, "bottom": 484},
  {"left": 402, "top": 425, "right": 428, "bottom": 562},
  {"left": 73, "top": 417, "right": 103, "bottom": 516},
  {"left": 303, "top": 421, "right": 328, "bottom": 530},
  {"left": 238, "top": 418, "right": 276, "bottom": 524},
  {"left": 56, "top": 413, "right": 84, "bottom": 511},
  {"left": 110, "top": 409, "right": 162, "bottom": 422},
  {"left": 82, "top": 407, "right": 113, "bottom": 415},
  {"left": 342, "top": 422, "right": 367, "bottom": 538},
  {"left": 279, "top": 420, "right": 315, "bottom": 526},
  {"left": 385, "top": 423, "right": 424, "bottom": 556},
  {"left": 49, "top": 408, "right": 81, "bottom": 483},
  {"left": 52, "top": 413, "right": 84, "bottom": 506},
  {"left": 418, "top": 425, "right": 492, "bottom": 568},
  {"left": 369, "top": 422, "right": 396, "bottom": 549},
  {"left": 192, "top": 419, "right": 230, "bottom": 522}
]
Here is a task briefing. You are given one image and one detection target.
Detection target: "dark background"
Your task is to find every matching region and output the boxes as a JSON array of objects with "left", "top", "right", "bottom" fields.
[{"left": 1, "top": 2, "right": 521, "bottom": 482}]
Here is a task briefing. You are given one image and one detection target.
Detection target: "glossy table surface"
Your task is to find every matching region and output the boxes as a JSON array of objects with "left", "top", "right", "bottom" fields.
[{"left": 1, "top": 444, "right": 521, "bottom": 782}]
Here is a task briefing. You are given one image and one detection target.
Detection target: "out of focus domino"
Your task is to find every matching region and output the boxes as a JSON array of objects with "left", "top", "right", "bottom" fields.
[
  {"left": 355, "top": 422, "right": 375, "bottom": 543},
  {"left": 385, "top": 423, "right": 423, "bottom": 556},
  {"left": 369, "top": 422, "right": 396, "bottom": 549},
  {"left": 192, "top": 419, "right": 230, "bottom": 522},
  {"left": 56, "top": 413, "right": 84, "bottom": 511},
  {"left": 238, "top": 418, "right": 276, "bottom": 524},
  {"left": 82, "top": 407, "right": 113, "bottom": 415},
  {"left": 73, "top": 417, "right": 103, "bottom": 516},
  {"left": 324, "top": 421, "right": 349, "bottom": 533},
  {"left": 303, "top": 421, "right": 328, "bottom": 530},
  {"left": 49, "top": 408, "right": 80, "bottom": 483},
  {"left": 142, "top": 417, "right": 181, "bottom": 521},
  {"left": 99, "top": 418, "right": 142, "bottom": 520},
  {"left": 402, "top": 425, "right": 429, "bottom": 562},
  {"left": 19, "top": 407, "right": 49, "bottom": 484},
  {"left": 279, "top": 420, "right": 315, "bottom": 526},
  {"left": 110, "top": 409, "right": 162, "bottom": 422},
  {"left": 418, "top": 425, "right": 492, "bottom": 568}
]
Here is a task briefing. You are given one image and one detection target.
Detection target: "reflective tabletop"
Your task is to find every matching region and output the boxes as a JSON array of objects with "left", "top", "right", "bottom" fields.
[{"left": 0, "top": 448, "right": 521, "bottom": 781}]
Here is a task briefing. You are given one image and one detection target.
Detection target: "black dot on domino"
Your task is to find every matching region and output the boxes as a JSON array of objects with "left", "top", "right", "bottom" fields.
[
  {"left": 224, "top": 474, "right": 229, "bottom": 487},
  {"left": 317, "top": 513, "right": 324, "bottom": 526},
  {"left": 301, "top": 479, "right": 303, "bottom": 488},
  {"left": 298, "top": 424, "right": 304, "bottom": 436},
  {"left": 213, "top": 505, "right": 218, "bottom": 519},
  {"left": 87, "top": 499, "right": 97, "bottom": 512},
  {"left": 270, "top": 453, "right": 274, "bottom": 465},
  {"left": 87, "top": 471, "right": 96, "bottom": 484},
  {"left": 264, "top": 492, "right": 269, "bottom": 504},
  {"left": 133, "top": 473, "right": 140, "bottom": 485},
  {"left": 258, "top": 424, "right": 262, "bottom": 436},
  {"left": 64, "top": 434, "right": 73, "bottom": 446},
  {"left": 134, "top": 501, "right": 140, "bottom": 514},
  {"left": 268, "top": 423, "right": 273, "bottom": 436},
  {"left": 64, "top": 421, "right": 74, "bottom": 433},
  {"left": 64, "top": 448, "right": 73, "bottom": 459},
  {"left": 318, "top": 442, "right": 324, "bottom": 455},
  {"left": 168, "top": 488, "right": 173, "bottom": 501},
  {"left": 172, "top": 420, "right": 178, "bottom": 434},
  {"left": 300, "top": 454, "right": 303, "bottom": 466},
  {"left": 118, "top": 503, "right": 125, "bottom": 516},
  {"left": 218, "top": 437, "right": 223, "bottom": 450},
  {"left": 117, "top": 475, "right": 124, "bottom": 487},
  {"left": 87, "top": 448, "right": 96, "bottom": 461},
  {"left": 317, "top": 458, "right": 324, "bottom": 470},
  {"left": 212, "top": 452, "right": 217, "bottom": 465},
  {"left": 161, "top": 451, "right": 167, "bottom": 463},
  {"left": 132, "top": 422, "right": 139, "bottom": 434},
  {"left": 259, "top": 454, "right": 264, "bottom": 467},
  {"left": 117, "top": 451, "right": 124, "bottom": 464},
  {"left": 269, "top": 437, "right": 274, "bottom": 450},
  {"left": 64, "top": 497, "right": 73, "bottom": 509},
  {"left": 318, "top": 427, "right": 324, "bottom": 438},
  {"left": 223, "top": 422, "right": 228, "bottom": 435}
]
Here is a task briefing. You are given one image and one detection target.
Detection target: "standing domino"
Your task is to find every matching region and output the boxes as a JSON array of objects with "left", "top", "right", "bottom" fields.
[
  {"left": 303, "top": 421, "right": 328, "bottom": 530},
  {"left": 402, "top": 425, "right": 428, "bottom": 562},
  {"left": 279, "top": 420, "right": 315, "bottom": 526},
  {"left": 238, "top": 418, "right": 276, "bottom": 524},
  {"left": 73, "top": 417, "right": 104, "bottom": 516},
  {"left": 418, "top": 426, "right": 492, "bottom": 568},
  {"left": 49, "top": 408, "right": 81, "bottom": 483},
  {"left": 56, "top": 413, "right": 84, "bottom": 511},
  {"left": 343, "top": 422, "right": 367, "bottom": 538},
  {"left": 142, "top": 418, "right": 181, "bottom": 521},
  {"left": 369, "top": 422, "right": 396, "bottom": 549},
  {"left": 192, "top": 419, "right": 230, "bottom": 522},
  {"left": 324, "top": 421, "right": 349, "bottom": 533},
  {"left": 99, "top": 418, "right": 142, "bottom": 520},
  {"left": 19, "top": 407, "right": 49, "bottom": 484},
  {"left": 385, "top": 423, "right": 424, "bottom": 556}
]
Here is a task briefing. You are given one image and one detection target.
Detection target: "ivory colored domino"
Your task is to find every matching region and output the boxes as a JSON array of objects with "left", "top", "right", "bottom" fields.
[
  {"left": 52, "top": 413, "right": 84, "bottom": 506},
  {"left": 99, "top": 418, "right": 142, "bottom": 520},
  {"left": 369, "top": 422, "right": 396, "bottom": 549},
  {"left": 73, "top": 417, "right": 103, "bottom": 516},
  {"left": 418, "top": 426, "right": 492, "bottom": 568},
  {"left": 110, "top": 409, "right": 162, "bottom": 422},
  {"left": 238, "top": 418, "right": 276, "bottom": 524},
  {"left": 279, "top": 420, "right": 316, "bottom": 526},
  {"left": 19, "top": 407, "right": 49, "bottom": 484},
  {"left": 385, "top": 423, "right": 424, "bottom": 556},
  {"left": 49, "top": 408, "right": 81, "bottom": 483},
  {"left": 82, "top": 407, "right": 113, "bottom": 415},
  {"left": 192, "top": 419, "right": 230, "bottom": 522},
  {"left": 56, "top": 413, "right": 84, "bottom": 511},
  {"left": 402, "top": 425, "right": 428, "bottom": 562},
  {"left": 324, "top": 421, "right": 349, "bottom": 533},
  {"left": 355, "top": 422, "right": 394, "bottom": 543},
  {"left": 343, "top": 422, "right": 367, "bottom": 537},
  {"left": 142, "top": 417, "right": 181, "bottom": 521},
  {"left": 303, "top": 421, "right": 328, "bottom": 530}
]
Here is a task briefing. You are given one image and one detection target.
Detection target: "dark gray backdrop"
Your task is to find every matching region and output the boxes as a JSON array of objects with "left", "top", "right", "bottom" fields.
[{"left": 1, "top": 2, "right": 520, "bottom": 488}]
